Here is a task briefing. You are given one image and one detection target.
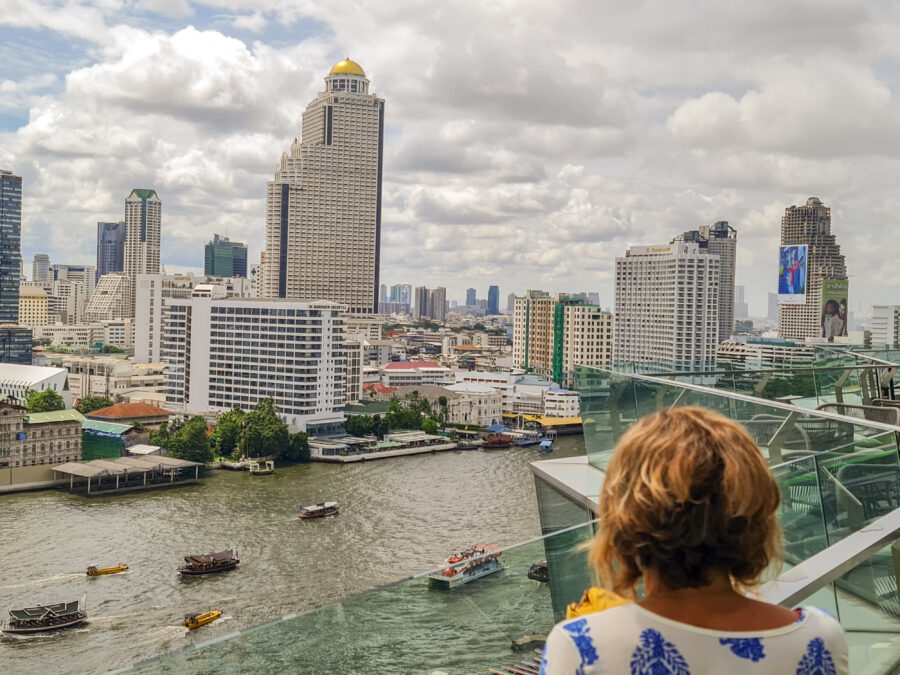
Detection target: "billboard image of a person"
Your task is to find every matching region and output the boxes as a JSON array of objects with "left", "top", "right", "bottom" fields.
[
  {"left": 821, "top": 279, "right": 849, "bottom": 341},
  {"left": 778, "top": 245, "right": 808, "bottom": 303}
]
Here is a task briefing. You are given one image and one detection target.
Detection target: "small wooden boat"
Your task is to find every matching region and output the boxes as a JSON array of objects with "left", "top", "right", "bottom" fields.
[
  {"left": 482, "top": 434, "right": 513, "bottom": 450},
  {"left": 182, "top": 610, "right": 222, "bottom": 630},
  {"left": 2, "top": 598, "right": 87, "bottom": 633},
  {"left": 298, "top": 502, "right": 340, "bottom": 519},
  {"left": 179, "top": 550, "right": 239, "bottom": 575},
  {"left": 528, "top": 561, "right": 549, "bottom": 582},
  {"left": 86, "top": 564, "right": 129, "bottom": 576},
  {"left": 249, "top": 460, "right": 274, "bottom": 475}
]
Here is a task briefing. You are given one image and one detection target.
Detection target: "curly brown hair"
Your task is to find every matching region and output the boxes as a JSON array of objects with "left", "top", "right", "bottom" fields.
[{"left": 589, "top": 406, "right": 782, "bottom": 598}]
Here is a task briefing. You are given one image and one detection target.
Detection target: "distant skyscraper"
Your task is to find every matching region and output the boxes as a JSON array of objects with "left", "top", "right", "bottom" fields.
[
  {"left": 487, "top": 285, "right": 499, "bottom": 315},
  {"left": 414, "top": 286, "right": 428, "bottom": 319},
  {"left": 673, "top": 221, "right": 736, "bottom": 342},
  {"left": 734, "top": 284, "right": 749, "bottom": 319},
  {"left": 380, "top": 283, "right": 388, "bottom": 304},
  {"left": 96, "top": 221, "right": 125, "bottom": 281},
  {"left": 431, "top": 287, "right": 447, "bottom": 322},
  {"left": 0, "top": 170, "right": 23, "bottom": 325},
  {"left": 204, "top": 234, "right": 248, "bottom": 278},
  {"left": 506, "top": 292, "right": 517, "bottom": 314},
  {"left": 123, "top": 189, "right": 161, "bottom": 317},
  {"left": 614, "top": 241, "right": 720, "bottom": 370},
  {"left": 262, "top": 59, "right": 384, "bottom": 313},
  {"left": 32, "top": 254, "right": 50, "bottom": 284},
  {"left": 466, "top": 288, "right": 476, "bottom": 306},
  {"left": 778, "top": 198, "right": 847, "bottom": 340}
]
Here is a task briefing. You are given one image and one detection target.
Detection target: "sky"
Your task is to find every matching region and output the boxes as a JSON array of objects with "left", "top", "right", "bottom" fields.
[{"left": 2, "top": 0, "right": 900, "bottom": 316}]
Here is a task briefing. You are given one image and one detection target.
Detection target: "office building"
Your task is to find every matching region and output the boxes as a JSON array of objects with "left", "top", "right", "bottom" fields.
[
  {"left": 487, "top": 285, "right": 499, "bottom": 315},
  {"left": 1, "top": 170, "right": 23, "bottom": 325},
  {"left": 32, "top": 254, "right": 50, "bottom": 284},
  {"left": 0, "top": 326, "right": 32, "bottom": 364},
  {"left": 123, "top": 189, "right": 162, "bottom": 316},
  {"left": 160, "top": 292, "right": 346, "bottom": 433},
  {"left": 134, "top": 274, "right": 253, "bottom": 363},
  {"left": 507, "top": 292, "right": 517, "bottom": 314},
  {"left": 513, "top": 293, "right": 613, "bottom": 387},
  {"left": 96, "top": 221, "right": 125, "bottom": 281},
  {"left": 613, "top": 241, "right": 720, "bottom": 370},
  {"left": 85, "top": 273, "right": 131, "bottom": 321},
  {"left": 18, "top": 285, "right": 48, "bottom": 326},
  {"left": 778, "top": 198, "right": 848, "bottom": 340},
  {"left": 51, "top": 264, "right": 96, "bottom": 301},
  {"left": 466, "top": 288, "right": 476, "bottom": 306},
  {"left": 735, "top": 285, "right": 749, "bottom": 320},
  {"left": 261, "top": 59, "right": 385, "bottom": 313},
  {"left": 871, "top": 306, "right": 900, "bottom": 345},
  {"left": 673, "top": 221, "right": 736, "bottom": 342},
  {"left": 204, "top": 234, "right": 248, "bottom": 278}
]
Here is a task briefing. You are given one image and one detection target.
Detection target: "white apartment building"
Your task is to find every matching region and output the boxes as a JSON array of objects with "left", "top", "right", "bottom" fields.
[
  {"left": 50, "top": 264, "right": 96, "bottom": 302},
  {"left": 262, "top": 59, "right": 384, "bottom": 314},
  {"left": 85, "top": 273, "right": 131, "bottom": 321},
  {"left": 778, "top": 198, "right": 848, "bottom": 340},
  {"left": 123, "top": 189, "right": 161, "bottom": 317},
  {"left": 61, "top": 355, "right": 166, "bottom": 400},
  {"left": 614, "top": 242, "right": 720, "bottom": 370},
  {"left": 871, "top": 305, "right": 900, "bottom": 345},
  {"left": 33, "top": 323, "right": 101, "bottom": 347},
  {"left": 544, "top": 387, "right": 581, "bottom": 417},
  {"left": 134, "top": 274, "right": 252, "bottom": 363},
  {"left": 160, "top": 293, "right": 347, "bottom": 433},
  {"left": 716, "top": 339, "right": 816, "bottom": 370}
]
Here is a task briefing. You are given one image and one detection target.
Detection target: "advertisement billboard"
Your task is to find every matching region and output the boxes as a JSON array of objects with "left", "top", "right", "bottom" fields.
[
  {"left": 821, "top": 278, "right": 849, "bottom": 341},
  {"left": 777, "top": 244, "right": 808, "bottom": 304}
]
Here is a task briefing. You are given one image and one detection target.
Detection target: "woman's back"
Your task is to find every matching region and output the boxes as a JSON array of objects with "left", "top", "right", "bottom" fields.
[{"left": 542, "top": 604, "right": 847, "bottom": 674}]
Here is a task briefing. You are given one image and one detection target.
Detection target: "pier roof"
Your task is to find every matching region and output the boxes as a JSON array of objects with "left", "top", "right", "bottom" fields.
[{"left": 52, "top": 456, "right": 201, "bottom": 477}]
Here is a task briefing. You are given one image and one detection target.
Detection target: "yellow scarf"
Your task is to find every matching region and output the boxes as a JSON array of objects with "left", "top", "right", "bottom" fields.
[{"left": 566, "top": 587, "right": 630, "bottom": 619}]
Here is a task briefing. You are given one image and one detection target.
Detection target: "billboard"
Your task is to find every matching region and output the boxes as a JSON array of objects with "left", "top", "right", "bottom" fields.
[
  {"left": 821, "top": 278, "right": 849, "bottom": 341},
  {"left": 777, "top": 244, "right": 808, "bottom": 304}
]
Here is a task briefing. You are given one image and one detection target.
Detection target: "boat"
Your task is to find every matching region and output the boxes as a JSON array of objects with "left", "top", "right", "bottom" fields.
[
  {"left": 179, "top": 550, "right": 239, "bottom": 575},
  {"left": 182, "top": 610, "right": 223, "bottom": 629},
  {"left": 481, "top": 434, "right": 513, "bottom": 450},
  {"left": 427, "top": 545, "right": 503, "bottom": 588},
  {"left": 505, "top": 430, "right": 543, "bottom": 447},
  {"left": 538, "top": 439, "right": 554, "bottom": 454},
  {"left": 528, "top": 561, "right": 549, "bottom": 582},
  {"left": 86, "top": 564, "right": 129, "bottom": 576},
  {"left": 1, "top": 598, "right": 87, "bottom": 633},
  {"left": 298, "top": 502, "right": 340, "bottom": 519},
  {"left": 249, "top": 460, "right": 274, "bottom": 475}
]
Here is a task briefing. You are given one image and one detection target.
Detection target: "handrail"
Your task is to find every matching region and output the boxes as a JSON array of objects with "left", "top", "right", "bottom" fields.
[{"left": 759, "top": 506, "right": 900, "bottom": 608}]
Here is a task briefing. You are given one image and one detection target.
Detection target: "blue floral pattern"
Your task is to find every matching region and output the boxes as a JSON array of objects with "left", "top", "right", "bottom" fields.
[
  {"left": 561, "top": 618, "right": 599, "bottom": 675},
  {"left": 796, "top": 637, "right": 837, "bottom": 675},
  {"left": 630, "top": 628, "right": 691, "bottom": 675},
  {"left": 719, "top": 637, "right": 765, "bottom": 662}
]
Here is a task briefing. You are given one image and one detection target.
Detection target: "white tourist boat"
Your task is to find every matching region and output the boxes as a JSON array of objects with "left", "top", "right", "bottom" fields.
[{"left": 427, "top": 545, "right": 503, "bottom": 589}]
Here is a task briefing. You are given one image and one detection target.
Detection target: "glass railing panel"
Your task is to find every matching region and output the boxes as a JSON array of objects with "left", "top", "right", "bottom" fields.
[
  {"left": 129, "top": 522, "right": 598, "bottom": 674},
  {"left": 771, "top": 455, "right": 829, "bottom": 562}
]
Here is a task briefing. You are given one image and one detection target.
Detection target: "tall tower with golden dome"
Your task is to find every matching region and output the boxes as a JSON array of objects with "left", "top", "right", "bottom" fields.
[{"left": 262, "top": 59, "right": 384, "bottom": 313}]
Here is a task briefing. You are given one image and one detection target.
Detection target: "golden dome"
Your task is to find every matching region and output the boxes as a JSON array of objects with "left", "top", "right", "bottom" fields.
[{"left": 329, "top": 58, "right": 366, "bottom": 77}]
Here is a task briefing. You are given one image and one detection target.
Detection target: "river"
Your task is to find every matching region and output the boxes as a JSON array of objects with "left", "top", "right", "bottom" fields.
[{"left": 1, "top": 437, "right": 585, "bottom": 674}]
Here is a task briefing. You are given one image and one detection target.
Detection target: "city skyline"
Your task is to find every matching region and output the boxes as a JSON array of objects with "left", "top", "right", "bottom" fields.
[{"left": 3, "top": 3, "right": 900, "bottom": 313}]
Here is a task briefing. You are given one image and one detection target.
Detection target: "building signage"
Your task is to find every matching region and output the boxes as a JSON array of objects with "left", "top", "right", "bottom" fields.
[
  {"left": 821, "top": 278, "right": 849, "bottom": 341},
  {"left": 777, "top": 244, "right": 807, "bottom": 305}
]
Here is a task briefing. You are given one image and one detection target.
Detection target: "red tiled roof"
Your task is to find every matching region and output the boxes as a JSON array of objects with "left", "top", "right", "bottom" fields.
[
  {"left": 363, "top": 383, "right": 397, "bottom": 394},
  {"left": 87, "top": 403, "right": 173, "bottom": 420},
  {"left": 381, "top": 361, "right": 441, "bottom": 370}
]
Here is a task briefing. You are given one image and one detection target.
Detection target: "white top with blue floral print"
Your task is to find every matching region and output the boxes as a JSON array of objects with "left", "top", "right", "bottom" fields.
[{"left": 541, "top": 604, "right": 847, "bottom": 675}]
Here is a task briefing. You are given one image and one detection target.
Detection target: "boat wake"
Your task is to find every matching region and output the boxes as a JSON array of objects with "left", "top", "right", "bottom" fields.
[
  {"left": 0, "top": 631, "right": 54, "bottom": 641},
  {"left": 0, "top": 573, "right": 83, "bottom": 590}
]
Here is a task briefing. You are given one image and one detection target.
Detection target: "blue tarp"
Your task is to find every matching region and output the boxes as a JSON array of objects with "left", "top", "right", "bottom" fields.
[{"left": 486, "top": 424, "right": 511, "bottom": 433}]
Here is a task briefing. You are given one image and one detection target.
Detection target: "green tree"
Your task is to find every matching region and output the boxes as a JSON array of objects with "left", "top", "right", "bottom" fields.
[
  {"left": 284, "top": 432, "right": 310, "bottom": 463},
  {"left": 101, "top": 345, "right": 125, "bottom": 353},
  {"left": 212, "top": 407, "right": 246, "bottom": 458},
  {"left": 421, "top": 418, "right": 438, "bottom": 434},
  {"left": 239, "top": 398, "right": 289, "bottom": 459},
  {"left": 24, "top": 388, "right": 66, "bottom": 413},
  {"left": 75, "top": 396, "right": 114, "bottom": 414},
  {"left": 165, "top": 416, "right": 213, "bottom": 463}
]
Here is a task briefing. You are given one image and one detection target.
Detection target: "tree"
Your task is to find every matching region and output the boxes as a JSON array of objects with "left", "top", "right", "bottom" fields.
[
  {"left": 164, "top": 416, "right": 213, "bottom": 463},
  {"left": 285, "top": 432, "right": 310, "bottom": 463},
  {"left": 421, "top": 418, "right": 438, "bottom": 434},
  {"left": 101, "top": 345, "right": 125, "bottom": 353},
  {"left": 212, "top": 407, "right": 246, "bottom": 458},
  {"left": 24, "top": 388, "right": 65, "bottom": 413},
  {"left": 239, "top": 398, "right": 289, "bottom": 459},
  {"left": 75, "top": 396, "right": 114, "bottom": 414}
]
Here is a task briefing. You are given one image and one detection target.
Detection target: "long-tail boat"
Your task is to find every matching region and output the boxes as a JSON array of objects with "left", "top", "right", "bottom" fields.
[
  {"left": 86, "top": 564, "right": 129, "bottom": 576},
  {"left": 182, "top": 610, "right": 222, "bottom": 629},
  {"left": 2, "top": 598, "right": 87, "bottom": 633},
  {"left": 179, "top": 550, "right": 239, "bottom": 575}
]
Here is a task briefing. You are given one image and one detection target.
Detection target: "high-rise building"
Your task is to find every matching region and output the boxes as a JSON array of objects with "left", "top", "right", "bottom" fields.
[
  {"left": 506, "top": 292, "right": 517, "bottom": 314},
  {"left": 204, "top": 234, "right": 248, "bottom": 278},
  {"left": 734, "top": 285, "right": 749, "bottom": 320},
  {"left": 379, "top": 284, "right": 388, "bottom": 304},
  {"left": 430, "top": 287, "right": 447, "bottom": 322},
  {"left": 262, "top": 59, "right": 384, "bottom": 313},
  {"left": 414, "top": 286, "right": 428, "bottom": 319},
  {"left": 768, "top": 292, "right": 779, "bottom": 323},
  {"left": 51, "top": 264, "right": 96, "bottom": 301},
  {"left": 96, "top": 221, "right": 125, "bottom": 281},
  {"left": 32, "top": 254, "right": 50, "bottom": 284},
  {"left": 466, "top": 288, "right": 476, "bottom": 306},
  {"left": 17, "top": 286, "right": 48, "bottom": 326},
  {"left": 673, "top": 221, "right": 736, "bottom": 343},
  {"left": 487, "top": 285, "right": 499, "bottom": 315},
  {"left": 871, "top": 305, "right": 900, "bottom": 345},
  {"left": 123, "top": 189, "right": 162, "bottom": 317},
  {"left": 512, "top": 292, "right": 613, "bottom": 387},
  {"left": 0, "top": 170, "right": 23, "bottom": 325},
  {"left": 614, "top": 241, "right": 720, "bottom": 370},
  {"left": 160, "top": 294, "right": 346, "bottom": 433},
  {"left": 778, "top": 198, "right": 848, "bottom": 340}
]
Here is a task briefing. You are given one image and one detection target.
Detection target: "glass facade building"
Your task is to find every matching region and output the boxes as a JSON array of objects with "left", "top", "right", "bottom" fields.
[
  {"left": 204, "top": 234, "right": 248, "bottom": 278},
  {"left": 96, "top": 221, "right": 125, "bottom": 281},
  {"left": 0, "top": 170, "right": 22, "bottom": 326},
  {"left": 487, "top": 284, "right": 499, "bottom": 315},
  {"left": 0, "top": 325, "right": 32, "bottom": 364}
]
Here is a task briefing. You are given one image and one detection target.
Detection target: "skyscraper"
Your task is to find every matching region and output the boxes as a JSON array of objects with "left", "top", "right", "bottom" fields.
[
  {"left": 262, "top": 59, "right": 385, "bottom": 313},
  {"left": 204, "top": 234, "right": 248, "bottom": 278},
  {"left": 672, "top": 221, "right": 736, "bottom": 343},
  {"left": 0, "top": 170, "right": 23, "bottom": 325},
  {"left": 124, "top": 189, "right": 161, "bottom": 282},
  {"left": 778, "top": 198, "right": 848, "bottom": 340},
  {"left": 96, "top": 221, "right": 125, "bottom": 281},
  {"left": 32, "top": 253, "right": 50, "bottom": 284},
  {"left": 466, "top": 288, "right": 476, "bottom": 306},
  {"left": 487, "top": 285, "right": 500, "bottom": 315},
  {"left": 614, "top": 241, "right": 720, "bottom": 370}
]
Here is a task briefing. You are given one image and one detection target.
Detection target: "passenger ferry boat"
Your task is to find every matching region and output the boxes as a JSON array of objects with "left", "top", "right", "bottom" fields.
[
  {"left": 179, "top": 550, "right": 239, "bottom": 575},
  {"left": 2, "top": 598, "right": 87, "bottom": 633},
  {"left": 86, "top": 564, "right": 129, "bottom": 576},
  {"left": 182, "top": 610, "right": 222, "bottom": 629},
  {"left": 481, "top": 434, "right": 513, "bottom": 450},
  {"left": 427, "top": 545, "right": 503, "bottom": 588},
  {"left": 298, "top": 502, "right": 340, "bottom": 519}
]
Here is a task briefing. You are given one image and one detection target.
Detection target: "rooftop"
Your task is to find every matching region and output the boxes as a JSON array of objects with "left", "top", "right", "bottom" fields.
[
  {"left": 86, "top": 402, "right": 172, "bottom": 420},
  {"left": 0, "top": 364, "right": 67, "bottom": 385},
  {"left": 26, "top": 409, "right": 86, "bottom": 424},
  {"left": 381, "top": 361, "right": 444, "bottom": 371},
  {"left": 329, "top": 58, "right": 365, "bottom": 77}
]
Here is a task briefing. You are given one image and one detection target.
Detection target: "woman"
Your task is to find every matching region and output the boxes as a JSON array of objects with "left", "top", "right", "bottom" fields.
[{"left": 541, "top": 407, "right": 847, "bottom": 674}]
